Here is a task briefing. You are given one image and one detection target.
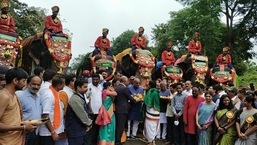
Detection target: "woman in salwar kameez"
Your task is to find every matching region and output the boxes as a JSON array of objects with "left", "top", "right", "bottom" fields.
[
  {"left": 196, "top": 92, "right": 216, "bottom": 145},
  {"left": 235, "top": 95, "right": 257, "bottom": 145},
  {"left": 98, "top": 82, "right": 117, "bottom": 145},
  {"left": 214, "top": 94, "right": 238, "bottom": 145}
]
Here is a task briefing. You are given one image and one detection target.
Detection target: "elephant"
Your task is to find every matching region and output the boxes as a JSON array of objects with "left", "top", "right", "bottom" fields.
[
  {"left": 0, "top": 31, "right": 22, "bottom": 68},
  {"left": 115, "top": 48, "right": 155, "bottom": 89},
  {"left": 209, "top": 64, "right": 236, "bottom": 85},
  {"left": 76, "top": 52, "right": 117, "bottom": 81},
  {"left": 152, "top": 61, "right": 183, "bottom": 83},
  {"left": 21, "top": 32, "right": 71, "bottom": 74},
  {"left": 176, "top": 54, "right": 209, "bottom": 84}
]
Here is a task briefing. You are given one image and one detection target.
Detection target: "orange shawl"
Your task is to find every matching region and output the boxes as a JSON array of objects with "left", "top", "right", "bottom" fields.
[{"left": 49, "top": 85, "right": 61, "bottom": 130}]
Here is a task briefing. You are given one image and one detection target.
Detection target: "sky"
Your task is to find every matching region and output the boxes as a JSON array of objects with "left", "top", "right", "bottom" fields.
[{"left": 21, "top": 0, "right": 184, "bottom": 62}]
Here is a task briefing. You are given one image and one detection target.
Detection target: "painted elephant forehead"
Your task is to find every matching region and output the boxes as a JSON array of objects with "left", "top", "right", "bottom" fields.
[{"left": 134, "top": 49, "right": 155, "bottom": 68}]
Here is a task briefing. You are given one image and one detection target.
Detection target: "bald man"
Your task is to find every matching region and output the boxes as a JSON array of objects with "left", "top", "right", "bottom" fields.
[
  {"left": 127, "top": 78, "right": 144, "bottom": 138},
  {"left": 114, "top": 76, "right": 138, "bottom": 145}
]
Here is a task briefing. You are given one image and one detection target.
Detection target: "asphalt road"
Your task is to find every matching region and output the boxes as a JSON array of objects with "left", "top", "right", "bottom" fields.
[{"left": 124, "top": 138, "right": 169, "bottom": 145}]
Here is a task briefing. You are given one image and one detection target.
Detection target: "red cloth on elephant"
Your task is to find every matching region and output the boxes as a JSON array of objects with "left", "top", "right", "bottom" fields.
[
  {"left": 183, "top": 95, "right": 204, "bottom": 134},
  {"left": 0, "top": 14, "right": 16, "bottom": 32},
  {"left": 216, "top": 54, "right": 232, "bottom": 65},
  {"left": 94, "top": 36, "right": 110, "bottom": 50},
  {"left": 44, "top": 15, "right": 63, "bottom": 33},
  {"left": 188, "top": 40, "right": 202, "bottom": 54},
  {"left": 161, "top": 50, "right": 175, "bottom": 65},
  {"left": 131, "top": 34, "right": 146, "bottom": 49}
]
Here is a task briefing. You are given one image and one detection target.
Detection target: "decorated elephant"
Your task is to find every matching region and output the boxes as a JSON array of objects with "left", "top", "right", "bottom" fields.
[
  {"left": 209, "top": 64, "right": 236, "bottom": 85},
  {"left": 115, "top": 48, "right": 155, "bottom": 89},
  {"left": 21, "top": 32, "right": 71, "bottom": 74},
  {"left": 152, "top": 62, "right": 183, "bottom": 83},
  {"left": 76, "top": 52, "right": 117, "bottom": 81},
  {"left": 0, "top": 31, "right": 22, "bottom": 68},
  {"left": 175, "top": 54, "right": 208, "bottom": 84}
]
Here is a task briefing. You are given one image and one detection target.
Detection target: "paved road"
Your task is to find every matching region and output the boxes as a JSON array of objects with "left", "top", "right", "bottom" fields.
[{"left": 124, "top": 139, "right": 168, "bottom": 145}]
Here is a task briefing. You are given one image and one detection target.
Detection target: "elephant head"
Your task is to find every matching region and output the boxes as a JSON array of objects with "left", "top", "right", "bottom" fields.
[{"left": 116, "top": 48, "right": 155, "bottom": 89}]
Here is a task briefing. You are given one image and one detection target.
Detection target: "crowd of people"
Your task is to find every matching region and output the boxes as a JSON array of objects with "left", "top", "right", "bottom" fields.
[{"left": 0, "top": 66, "right": 257, "bottom": 145}]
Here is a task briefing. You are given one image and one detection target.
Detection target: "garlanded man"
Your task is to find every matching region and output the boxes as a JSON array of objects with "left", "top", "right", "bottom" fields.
[
  {"left": 215, "top": 46, "right": 233, "bottom": 69},
  {"left": 188, "top": 32, "right": 202, "bottom": 54},
  {"left": 161, "top": 41, "right": 175, "bottom": 66},
  {"left": 0, "top": 0, "right": 16, "bottom": 34},
  {"left": 44, "top": 6, "right": 63, "bottom": 34},
  {"left": 93, "top": 28, "right": 113, "bottom": 56},
  {"left": 131, "top": 26, "right": 147, "bottom": 51}
]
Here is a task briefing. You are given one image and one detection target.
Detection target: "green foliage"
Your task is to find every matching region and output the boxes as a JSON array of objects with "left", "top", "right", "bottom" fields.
[
  {"left": 238, "top": 61, "right": 257, "bottom": 87},
  {"left": 9, "top": 0, "right": 46, "bottom": 38},
  {"left": 152, "top": 6, "right": 225, "bottom": 63},
  {"left": 111, "top": 30, "right": 135, "bottom": 55},
  {"left": 70, "top": 54, "right": 86, "bottom": 71},
  {"left": 151, "top": 0, "right": 257, "bottom": 75}
]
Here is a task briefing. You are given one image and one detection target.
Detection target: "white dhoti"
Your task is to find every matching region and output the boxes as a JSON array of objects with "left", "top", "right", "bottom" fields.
[{"left": 143, "top": 107, "right": 160, "bottom": 142}]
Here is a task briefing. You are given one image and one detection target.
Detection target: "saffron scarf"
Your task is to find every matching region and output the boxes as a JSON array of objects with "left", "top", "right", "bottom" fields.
[{"left": 49, "top": 85, "right": 61, "bottom": 130}]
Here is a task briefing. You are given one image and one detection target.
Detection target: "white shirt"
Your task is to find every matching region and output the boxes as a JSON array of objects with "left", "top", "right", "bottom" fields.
[
  {"left": 39, "top": 88, "right": 64, "bottom": 136},
  {"left": 62, "top": 86, "right": 74, "bottom": 100},
  {"left": 87, "top": 83, "right": 103, "bottom": 114},
  {"left": 38, "top": 81, "right": 51, "bottom": 96},
  {"left": 183, "top": 89, "right": 192, "bottom": 96}
]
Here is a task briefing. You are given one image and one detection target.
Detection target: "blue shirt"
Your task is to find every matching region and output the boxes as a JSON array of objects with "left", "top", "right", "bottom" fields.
[{"left": 17, "top": 89, "right": 42, "bottom": 121}]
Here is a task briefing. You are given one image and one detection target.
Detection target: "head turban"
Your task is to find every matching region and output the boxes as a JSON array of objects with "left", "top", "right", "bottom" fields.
[
  {"left": 102, "top": 28, "right": 109, "bottom": 33},
  {"left": 138, "top": 27, "right": 144, "bottom": 32},
  {"left": 51, "top": 6, "right": 59, "bottom": 12},
  {"left": 0, "top": 0, "right": 9, "bottom": 9}
]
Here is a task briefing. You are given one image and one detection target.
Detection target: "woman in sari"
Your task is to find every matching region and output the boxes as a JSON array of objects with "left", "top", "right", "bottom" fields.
[
  {"left": 97, "top": 82, "right": 117, "bottom": 145},
  {"left": 214, "top": 94, "right": 238, "bottom": 145},
  {"left": 196, "top": 92, "right": 216, "bottom": 145},
  {"left": 235, "top": 95, "right": 257, "bottom": 145}
]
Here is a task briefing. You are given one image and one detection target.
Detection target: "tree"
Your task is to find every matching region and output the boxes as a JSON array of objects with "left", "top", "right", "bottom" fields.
[
  {"left": 152, "top": 7, "right": 225, "bottom": 63},
  {"left": 10, "top": 0, "right": 46, "bottom": 38},
  {"left": 111, "top": 30, "right": 135, "bottom": 55}
]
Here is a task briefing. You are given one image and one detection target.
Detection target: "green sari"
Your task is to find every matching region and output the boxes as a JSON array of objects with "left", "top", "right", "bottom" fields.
[
  {"left": 214, "top": 108, "right": 237, "bottom": 145},
  {"left": 98, "top": 91, "right": 115, "bottom": 145}
]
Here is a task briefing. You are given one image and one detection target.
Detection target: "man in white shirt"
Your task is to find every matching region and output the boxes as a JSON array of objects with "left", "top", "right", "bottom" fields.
[
  {"left": 38, "top": 69, "right": 56, "bottom": 96},
  {"left": 85, "top": 73, "right": 103, "bottom": 145},
  {"left": 38, "top": 75, "right": 66, "bottom": 145},
  {"left": 62, "top": 74, "right": 76, "bottom": 100},
  {"left": 183, "top": 80, "right": 192, "bottom": 96}
]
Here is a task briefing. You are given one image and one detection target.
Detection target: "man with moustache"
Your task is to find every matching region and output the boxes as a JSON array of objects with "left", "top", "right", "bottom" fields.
[
  {"left": 17, "top": 75, "right": 43, "bottom": 145},
  {"left": 183, "top": 87, "right": 204, "bottom": 145},
  {"left": 0, "top": 68, "right": 36, "bottom": 145}
]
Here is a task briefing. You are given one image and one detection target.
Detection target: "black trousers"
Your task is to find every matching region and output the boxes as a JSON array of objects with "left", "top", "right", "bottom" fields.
[
  {"left": 173, "top": 116, "right": 186, "bottom": 145},
  {"left": 39, "top": 136, "right": 55, "bottom": 145},
  {"left": 166, "top": 116, "right": 174, "bottom": 143},
  {"left": 85, "top": 114, "right": 99, "bottom": 145},
  {"left": 115, "top": 113, "right": 127, "bottom": 145},
  {"left": 186, "top": 133, "right": 198, "bottom": 145}
]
